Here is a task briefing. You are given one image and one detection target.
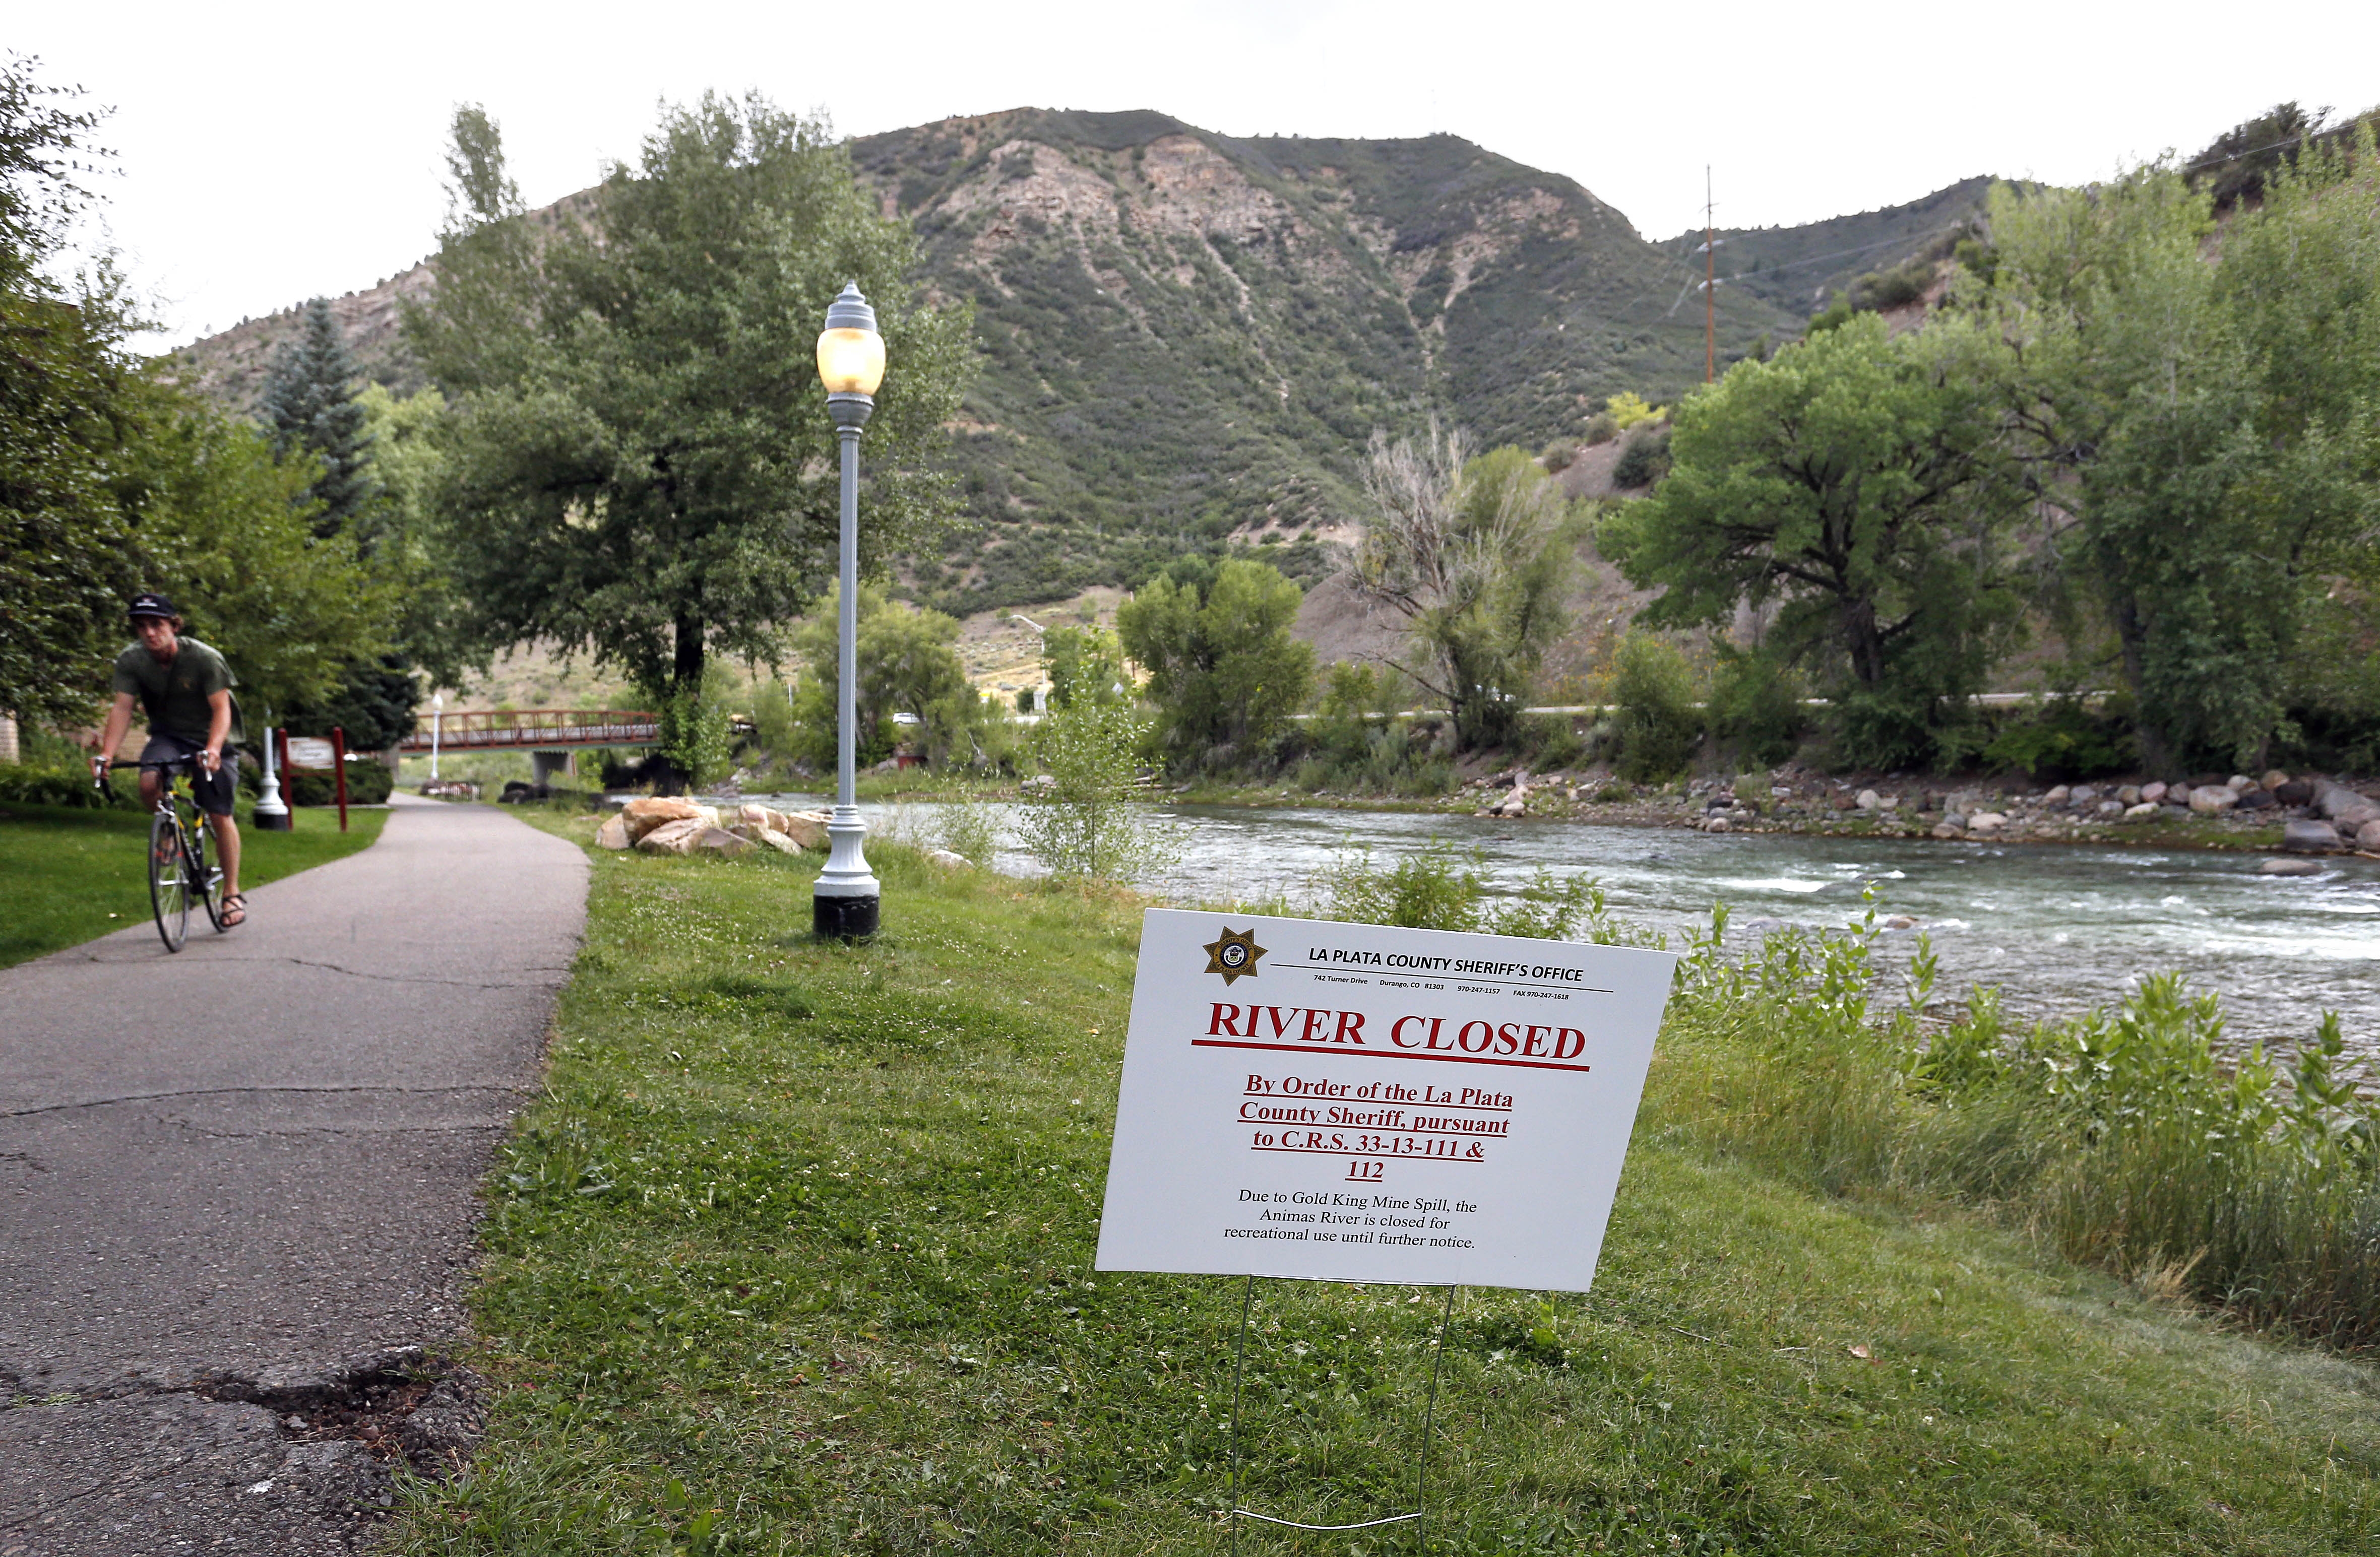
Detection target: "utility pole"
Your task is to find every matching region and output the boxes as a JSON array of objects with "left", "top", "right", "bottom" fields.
[{"left": 1704, "top": 166, "right": 1716, "bottom": 383}]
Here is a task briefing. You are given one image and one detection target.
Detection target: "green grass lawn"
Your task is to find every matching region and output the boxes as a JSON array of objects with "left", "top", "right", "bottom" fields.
[
  {"left": 392, "top": 818, "right": 2380, "bottom": 1555},
  {"left": 0, "top": 802, "right": 389, "bottom": 968}
]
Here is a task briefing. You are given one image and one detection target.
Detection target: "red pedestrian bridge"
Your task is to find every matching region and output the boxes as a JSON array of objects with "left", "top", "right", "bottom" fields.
[{"left": 397, "top": 709, "right": 660, "bottom": 753}]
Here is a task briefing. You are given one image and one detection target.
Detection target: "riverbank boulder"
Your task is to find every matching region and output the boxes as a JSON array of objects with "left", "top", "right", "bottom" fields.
[
  {"left": 2358, "top": 819, "right": 2380, "bottom": 853},
  {"left": 2261, "top": 856, "right": 2324, "bottom": 876},
  {"left": 2313, "top": 781, "right": 2380, "bottom": 833},
  {"left": 635, "top": 817, "right": 706, "bottom": 854},
  {"left": 2282, "top": 819, "right": 2345, "bottom": 854},
  {"left": 722, "top": 803, "right": 829, "bottom": 850},
  {"left": 621, "top": 796, "right": 715, "bottom": 842},
  {"left": 2189, "top": 786, "right": 2239, "bottom": 816},
  {"left": 636, "top": 818, "right": 753, "bottom": 857}
]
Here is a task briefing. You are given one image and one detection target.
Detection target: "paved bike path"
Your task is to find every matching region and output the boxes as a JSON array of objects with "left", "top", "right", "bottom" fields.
[{"left": 0, "top": 796, "right": 587, "bottom": 1554}]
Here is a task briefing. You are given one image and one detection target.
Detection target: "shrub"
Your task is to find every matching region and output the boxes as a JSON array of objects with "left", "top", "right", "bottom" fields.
[
  {"left": 1604, "top": 391, "right": 1666, "bottom": 432},
  {"left": 1610, "top": 427, "right": 1671, "bottom": 490},
  {"left": 1013, "top": 702, "right": 1177, "bottom": 883},
  {"left": 1853, "top": 257, "right": 1934, "bottom": 311},
  {"left": 1668, "top": 901, "right": 2380, "bottom": 1346},
  {"left": 1315, "top": 839, "right": 1664, "bottom": 944},
  {"left": 284, "top": 760, "right": 395, "bottom": 806},
  {"left": 1708, "top": 645, "right": 1804, "bottom": 768},
  {"left": 931, "top": 799, "right": 1001, "bottom": 869},
  {"left": 1297, "top": 663, "right": 1453, "bottom": 796},
  {"left": 1514, "top": 711, "right": 1587, "bottom": 769},
  {"left": 1579, "top": 411, "right": 1621, "bottom": 446},
  {"left": 0, "top": 763, "right": 138, "bottom": 809},
  {"left": 1982, "top": 694, "right": 2134, "bottom": 780},
  {"left": 1538, "top": 439, "right": 1575, "bottom": 472},
  {"left": 1610, "top": 632, "right": 1701, "bottom": 782}
]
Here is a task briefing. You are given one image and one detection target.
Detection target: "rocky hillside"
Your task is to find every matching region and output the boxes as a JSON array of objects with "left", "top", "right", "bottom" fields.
[
  {"left": 853, "top": 110, "right": 1800, "bottom": 609},
  {"left": 158, "top": 109, "right": 1832, "bottom": 612},
  {"left": 155, "top": 265, "right": 432, "bottom": 408},
  {"left": 1657, "top": 175, "right": 1996, "bottom": 318}
]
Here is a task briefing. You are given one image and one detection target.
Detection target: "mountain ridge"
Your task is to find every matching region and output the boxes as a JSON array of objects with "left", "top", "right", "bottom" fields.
[{"left": 156, "top": 108, "right": 1947, "bottom": 612}]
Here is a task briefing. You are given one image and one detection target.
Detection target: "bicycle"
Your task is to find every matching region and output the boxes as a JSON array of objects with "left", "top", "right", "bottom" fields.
[{"left": 98, "top": 756, "right": 226, "bottom": 952}]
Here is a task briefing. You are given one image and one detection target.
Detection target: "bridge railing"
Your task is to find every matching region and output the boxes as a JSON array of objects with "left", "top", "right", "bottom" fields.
[{"left": 396, "top": 710, "right": 661, "bottom": 752}]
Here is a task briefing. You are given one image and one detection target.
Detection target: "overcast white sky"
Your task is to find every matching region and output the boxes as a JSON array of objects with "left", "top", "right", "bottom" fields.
[{"left": 19, "top": 1, "right": 2380, "bottom": 348}]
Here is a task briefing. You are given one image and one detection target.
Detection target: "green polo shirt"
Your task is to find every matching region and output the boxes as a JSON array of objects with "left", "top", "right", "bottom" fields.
[{"left": 112, "top": 637, "right": 238, "bottom": 743}]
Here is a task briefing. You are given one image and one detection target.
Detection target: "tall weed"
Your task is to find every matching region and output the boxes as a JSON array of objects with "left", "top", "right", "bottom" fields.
[{"left": 1662, "top": 897, "right": 2380, "bottom": 1345}]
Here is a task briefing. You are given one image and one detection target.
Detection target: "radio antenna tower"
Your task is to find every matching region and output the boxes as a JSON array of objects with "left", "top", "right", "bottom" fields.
[{"left": 1704, "top": 166, "right": 1716, "bottom": 383}]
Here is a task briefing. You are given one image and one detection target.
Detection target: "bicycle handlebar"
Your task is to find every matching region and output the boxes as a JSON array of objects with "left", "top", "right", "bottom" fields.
[{"left": 92, "top": 753, "right": 208, "bottom": 803}]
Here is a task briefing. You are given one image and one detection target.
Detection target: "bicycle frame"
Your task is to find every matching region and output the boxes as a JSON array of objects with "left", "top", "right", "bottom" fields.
[{"left": 99, "top": 757, "right": 224, "bottom": 951}]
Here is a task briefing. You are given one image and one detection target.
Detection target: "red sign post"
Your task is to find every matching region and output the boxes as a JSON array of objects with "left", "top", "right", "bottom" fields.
[{"left": 331, "top": 726, "right": 349, "bottom": 833}]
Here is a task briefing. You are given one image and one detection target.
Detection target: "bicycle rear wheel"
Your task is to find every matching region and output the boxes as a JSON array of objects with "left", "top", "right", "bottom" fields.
[{"left": 149, "top": 808, "right": 191, "bottom": 952}]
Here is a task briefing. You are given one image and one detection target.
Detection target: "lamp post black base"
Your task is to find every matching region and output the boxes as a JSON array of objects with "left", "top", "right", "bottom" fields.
[
  {"left": 813, "top": 893, "right": 880, "bottom": 940},
  {"left": 250, "top": 810, "right": 293, "bottom": 832}
]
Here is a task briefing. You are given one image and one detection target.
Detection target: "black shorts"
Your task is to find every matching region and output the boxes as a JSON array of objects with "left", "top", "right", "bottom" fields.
[{"left": 140, "top": 733, "right": 238, "bottom": 817}]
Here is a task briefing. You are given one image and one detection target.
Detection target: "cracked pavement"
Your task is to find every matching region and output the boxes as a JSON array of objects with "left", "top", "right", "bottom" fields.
[{"left": 0, "top": 795, "right": 586, "bottom": 1554}]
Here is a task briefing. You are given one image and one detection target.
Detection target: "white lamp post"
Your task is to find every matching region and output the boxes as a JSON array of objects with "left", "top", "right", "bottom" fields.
[
  {"left": 253, "top": 705, "right": 290, "bottom": 830},
  {"left": 429, "top": 692, "right": 443, "bottom": 782},
  {"left": 812, "top": 281, "right": 886, "bottom": 939}
]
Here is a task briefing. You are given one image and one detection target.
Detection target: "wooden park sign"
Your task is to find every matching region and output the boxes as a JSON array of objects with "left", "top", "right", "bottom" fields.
[
  {"left": 1097, "top": 910, "right": 1677, "bottom": 1293},
  {"left": 279, "top": 728, "right": 351, "bottom": 831}
]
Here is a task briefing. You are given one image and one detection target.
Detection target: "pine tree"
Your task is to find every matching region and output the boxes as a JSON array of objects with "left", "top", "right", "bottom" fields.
[{"left": 257, "top": 297, "right": 376, "bottom": 537}]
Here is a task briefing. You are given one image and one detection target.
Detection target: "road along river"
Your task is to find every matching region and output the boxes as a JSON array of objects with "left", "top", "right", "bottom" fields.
[{"left": 755, "top": 797, "right": 2380, "bottom": 1056}]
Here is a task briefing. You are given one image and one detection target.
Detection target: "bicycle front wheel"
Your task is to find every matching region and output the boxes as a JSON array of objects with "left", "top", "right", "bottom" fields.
[
  {"left": 191, "top": 811, "right": 224, "bottom": 931},
  {"left": 149, "top": 808, "right": 191, "bottom": 952}
]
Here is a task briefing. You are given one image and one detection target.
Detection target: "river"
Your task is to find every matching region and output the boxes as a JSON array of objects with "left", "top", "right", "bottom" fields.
[{"left": 753, "top": 796, "right": 2380, "bottom": 1055}]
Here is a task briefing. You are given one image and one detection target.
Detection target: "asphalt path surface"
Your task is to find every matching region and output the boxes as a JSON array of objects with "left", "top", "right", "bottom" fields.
[{"left": 0, "top": 796, "right": 586, "bottom": 1554}]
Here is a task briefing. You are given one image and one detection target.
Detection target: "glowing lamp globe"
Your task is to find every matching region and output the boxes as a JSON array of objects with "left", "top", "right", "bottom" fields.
[{"left": 816, "top": 282, "right": 885, "bottom": 397}]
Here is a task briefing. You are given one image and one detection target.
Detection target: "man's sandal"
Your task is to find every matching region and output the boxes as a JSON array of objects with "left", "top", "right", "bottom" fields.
[{"left": 219, "top": 893, "right": 246, "bottom": 929}]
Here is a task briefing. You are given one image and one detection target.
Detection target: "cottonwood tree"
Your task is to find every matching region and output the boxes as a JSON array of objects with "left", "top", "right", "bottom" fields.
[
  {"left": 1353, "top": 425, "right": 1575, "bottom": 750},
  {"left": 0, "top": 57, "right": 142, "bottom": 729},
  {"left": 1987, "top": 141, "right": 2380, "bottom": 771},
  {"left": 1116, "top": 556, "right": 1313, "bottom": 768},
  {"left": 407, "top": 96, "right": 972, "bottom": 788},
  {"left": 1602, "top": 313, "right": 2028, "bottom": 768},
  {"left": 787, "top": 584, "right": 995, "bottom": 769}
]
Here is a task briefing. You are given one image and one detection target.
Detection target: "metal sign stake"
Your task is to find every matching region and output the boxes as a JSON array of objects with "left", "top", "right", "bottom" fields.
[{"left": 1225, "top": 1276, "right": 1457, "bottom": 1553}]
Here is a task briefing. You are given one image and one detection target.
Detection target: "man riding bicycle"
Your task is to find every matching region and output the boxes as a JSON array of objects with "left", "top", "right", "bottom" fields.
[{"left": 90, "top": 593, "right": 247, "bottom": 928}]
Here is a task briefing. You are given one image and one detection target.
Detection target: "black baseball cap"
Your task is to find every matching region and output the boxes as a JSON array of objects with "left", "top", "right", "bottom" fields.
[{"left": 128, "top": 593, "right": 179, "bottom": 621}]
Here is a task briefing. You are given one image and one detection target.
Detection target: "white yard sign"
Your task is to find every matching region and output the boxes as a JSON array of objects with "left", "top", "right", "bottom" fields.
[{"left": 1096, "top": 910, "right": 1677, "bottom": 1293}]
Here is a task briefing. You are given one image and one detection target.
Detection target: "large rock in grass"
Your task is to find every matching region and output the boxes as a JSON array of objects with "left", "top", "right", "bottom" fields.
[
  {"left": 635, "top": 817, "right": 708, "bottom": 855},
  {"left": 777, "top": 810, "right": 831, "bottom": 849},
  {"left": 690, "top": 826, "right": 754, "bottom": 857},
  {"left": 621, "top": 796, "right": 708, "bottom": 842},
  {"left": 2281, "top": 819, "right": 2345, "bottom": 854},
  {"left": 594, "top": 815, "right": 631, "bottom": 850}
]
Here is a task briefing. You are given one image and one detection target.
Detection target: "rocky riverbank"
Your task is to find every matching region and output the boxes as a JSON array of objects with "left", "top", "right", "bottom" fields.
[{"left": 1421, "top": 764, "right": 2380, "bottom": 853}]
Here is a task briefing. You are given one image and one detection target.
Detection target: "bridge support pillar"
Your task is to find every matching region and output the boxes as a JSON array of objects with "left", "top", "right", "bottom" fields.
[{"left": 531, "top": 749, "right": 572, "bottom": 787}]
